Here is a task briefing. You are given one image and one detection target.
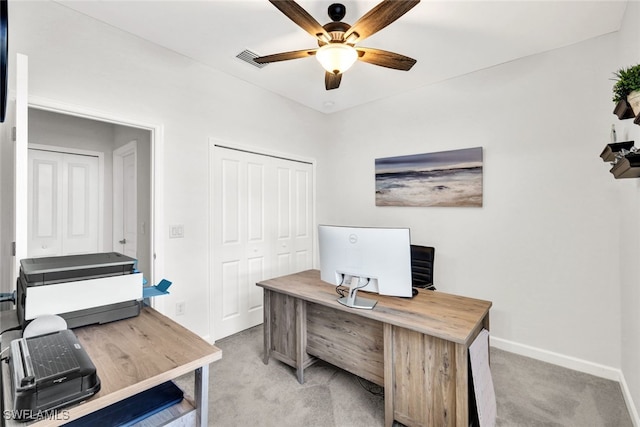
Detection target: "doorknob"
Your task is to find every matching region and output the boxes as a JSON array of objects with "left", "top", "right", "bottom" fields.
[{"left": 119, "top": 239, "right": 127, "bottom": 244}]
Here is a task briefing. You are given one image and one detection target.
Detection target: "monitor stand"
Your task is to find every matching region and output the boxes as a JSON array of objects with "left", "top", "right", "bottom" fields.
[{"left": 337, "top": 276, "right": 377, "bottom": 310}]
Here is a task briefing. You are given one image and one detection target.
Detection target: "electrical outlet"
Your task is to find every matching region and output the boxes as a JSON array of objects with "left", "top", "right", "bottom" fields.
[{"left": 176, "top": 301, "right": 185, "bottom": 316}]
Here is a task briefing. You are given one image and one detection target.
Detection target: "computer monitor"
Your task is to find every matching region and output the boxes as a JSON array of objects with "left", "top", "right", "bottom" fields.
[{"left": 318, "top": 225, "right": 412, "bottom": 310}]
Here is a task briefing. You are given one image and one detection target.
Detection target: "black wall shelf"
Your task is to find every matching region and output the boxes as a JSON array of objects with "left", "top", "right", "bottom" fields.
[
  {"left": 602, "top": 99, "right": 640, "bottom": 179},
  {"left": 613, "top": 99, "right": 640, "bottom": 126},
  {"left": 610, "top": 152, "right": 640, "bottom": 179},
  {"left": 600, "top": 141, "right": 635, "bottom": 162},
  {"left": 614, "top": 99, "right": 635, "bottom": 120},
  {"left": 601, "top": 141, "right": 639, "bottom": 179}
]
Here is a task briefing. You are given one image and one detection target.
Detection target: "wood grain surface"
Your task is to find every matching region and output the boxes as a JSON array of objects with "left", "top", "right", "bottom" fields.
[
  {"left": 258, "top": 270, "right": 491, "bottom": 426},
  {"left": 3, "top": 307, "right": 221, "bottom": 426},
  {"left": 306, "top": 302, "right": 385, "bottom": 386},
  {"left": 257, "top": 269, "right": 491, "bottom": 345}
]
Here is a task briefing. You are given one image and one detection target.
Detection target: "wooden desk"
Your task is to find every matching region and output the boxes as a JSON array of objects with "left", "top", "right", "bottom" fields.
[
  {"left": 257, "top": 270, "right": 491, "bottom": 427},
  {"left": 2, "top": 307, "right": 222, "bottom": 426}
]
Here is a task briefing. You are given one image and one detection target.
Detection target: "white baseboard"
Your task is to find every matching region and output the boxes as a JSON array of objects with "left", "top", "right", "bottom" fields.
[
  {"left": 491, "top": 335, "right": 640, "bottom": 426},
  {"left": 619, "top": 371, "right": 640, "bottom": 427},
  {"left": 490, "top": 336, "right": 619, "bottom": 380}
]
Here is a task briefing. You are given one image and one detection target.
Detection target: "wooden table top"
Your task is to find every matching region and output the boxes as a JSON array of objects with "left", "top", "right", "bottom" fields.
[
  {"left": 257, "top": 269, "right": 492, "bottom": 346},
  {"left": 3, "top": 307, "right": 222, "bottom": 426}
]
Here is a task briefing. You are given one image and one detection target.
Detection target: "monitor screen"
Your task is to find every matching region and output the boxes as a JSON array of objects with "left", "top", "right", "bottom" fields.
[{"left": 318, "top": 225, "right": 413, "bottom": 305}]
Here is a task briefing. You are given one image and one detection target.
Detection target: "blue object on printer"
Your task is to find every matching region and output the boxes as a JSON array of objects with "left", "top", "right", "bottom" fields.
[
  {"left": 0, "top": 291, "right": 15, "bottom": 303},
  {"left": 142, "top": 279, "right": 172, "bottom": 298}
]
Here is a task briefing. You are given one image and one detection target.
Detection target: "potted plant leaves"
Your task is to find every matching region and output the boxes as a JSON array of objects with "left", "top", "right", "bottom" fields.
[{"left": 612, "top": 64, "right": 640, "bottom": 119}]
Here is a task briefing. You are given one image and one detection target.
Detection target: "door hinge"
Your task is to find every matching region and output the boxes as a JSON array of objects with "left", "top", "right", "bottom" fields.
[
  {"left": 11, "top": 127, "right": 16, "bottom": 142},
  {"left": 11, "top": 241, "right": 16, "bottom": 256}
]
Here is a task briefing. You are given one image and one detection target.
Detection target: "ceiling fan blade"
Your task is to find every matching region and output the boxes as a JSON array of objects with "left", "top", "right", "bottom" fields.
[
  {"left": 356, "top": 47, "right": 416, "bottom": 71},
  {"left": 344, "top": 0, "right": 420, "bottom": 43},
  {"left": 254, "top": 49, "right": 317, "bottom": 64},
  {"left": 269, "top": 0, "right": 331, "bottom": 42},
  {"left": 325, "top": 72, "right": 342, "bottom": 90}
]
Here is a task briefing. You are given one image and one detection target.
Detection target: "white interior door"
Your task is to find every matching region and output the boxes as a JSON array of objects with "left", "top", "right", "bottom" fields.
[
  {"left": 113, "top": 141, "right": 137, "bottom": 258},
  {"left": 210, "top": 145, "right": 314, "bottom": 340},
  {"left": 273, "top": 165, "right": 314, "bottom": 277},
  {"left": 27, "top": 149, "right": 99, "bottom": 257}
]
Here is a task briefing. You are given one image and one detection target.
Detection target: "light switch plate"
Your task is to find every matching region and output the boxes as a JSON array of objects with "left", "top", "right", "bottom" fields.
[{"left": 169, "top": 224, "right": 184, "bottom": 238}]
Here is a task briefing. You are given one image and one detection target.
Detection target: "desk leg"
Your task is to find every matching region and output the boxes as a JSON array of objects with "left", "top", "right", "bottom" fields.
[
  {"left": 383, "top": 323, "right": 394, "bottom": 427},
  {"left": 455, "top": 344, "right": 469, "bottom": 427},
  {"left": 295, "top": 298, "right": 306, "bottom": 384},
  {"left": 263, "top": 289, "right": 272, "bottom": 365},
  {"left": 194, "top": 364, "right": 210, "bottom": 427}
]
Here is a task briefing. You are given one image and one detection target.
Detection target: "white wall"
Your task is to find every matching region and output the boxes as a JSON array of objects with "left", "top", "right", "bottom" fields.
[
  {"left": 1, "top": 1, "right": 327, "bottom": 337},
  {"left": 319, "top": 19, "right": 630, "bottom": 373},
  {"left": 317, "top": 1, "right": 640, "bottom": 418},
  {"left": 616, "top": 0, "right": 640, "bottom": 421},
  {"left": 4, "top": 0, "right": 640, "bottom": 418}
]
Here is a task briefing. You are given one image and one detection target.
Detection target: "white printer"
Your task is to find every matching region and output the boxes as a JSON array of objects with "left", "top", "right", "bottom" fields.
[{"left": 17, "top": 252, "right": 143, "bottom": 329}]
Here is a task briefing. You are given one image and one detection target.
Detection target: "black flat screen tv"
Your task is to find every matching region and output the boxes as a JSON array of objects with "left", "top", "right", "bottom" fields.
[{"left": 0, "top": 0, "right": 7, "bottom": 123}]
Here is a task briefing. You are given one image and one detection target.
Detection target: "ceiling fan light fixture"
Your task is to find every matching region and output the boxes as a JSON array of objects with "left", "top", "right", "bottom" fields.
[{"left": 316, "top": 43, "right": 357, "bottom": 75}]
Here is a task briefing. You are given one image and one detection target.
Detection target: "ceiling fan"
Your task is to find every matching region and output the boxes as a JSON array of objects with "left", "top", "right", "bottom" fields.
[{"left": 254, "top": 0, "right": 420, "bottom": 90}]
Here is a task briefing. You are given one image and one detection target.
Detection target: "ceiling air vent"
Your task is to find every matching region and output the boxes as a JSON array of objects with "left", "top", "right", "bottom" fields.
[{"left": 236, "top": 49, "right": 267, "bottom": 69}]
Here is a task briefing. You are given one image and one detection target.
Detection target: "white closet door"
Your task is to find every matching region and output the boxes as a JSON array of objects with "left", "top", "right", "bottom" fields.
[
  {"left": 211, "top": 146, "right": 314, "bottom": 341},
  {"left": 273, "top": 161, "right": 314, "bottom": 277},
  {"left": 28, "top": 149, "right": 99, "bottom": 257}
]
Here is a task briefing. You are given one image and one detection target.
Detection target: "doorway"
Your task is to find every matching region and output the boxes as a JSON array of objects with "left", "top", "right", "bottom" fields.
[
  {"left": 113, "top": 140, "right": 138, "bottom": 259},
  {"left": 25, "top": 106, "right": 155, "bottom": 286},
  {"left": 3, "top": 54, "right": 163, "bottom": 313}
]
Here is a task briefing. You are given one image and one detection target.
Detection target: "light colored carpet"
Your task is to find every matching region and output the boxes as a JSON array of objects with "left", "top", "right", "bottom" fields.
[{"left": 176, "top": 325, "right": 633, "bottom": 426}]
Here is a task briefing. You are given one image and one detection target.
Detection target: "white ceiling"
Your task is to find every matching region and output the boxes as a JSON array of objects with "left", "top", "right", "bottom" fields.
[{"left": 56, "top": 0, "right": 628, "bottom": 114}]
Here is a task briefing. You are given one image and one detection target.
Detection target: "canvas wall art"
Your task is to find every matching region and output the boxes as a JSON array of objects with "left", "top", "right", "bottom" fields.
[{"left": 375, "top": 147, "right": 483, "bottom": 207}]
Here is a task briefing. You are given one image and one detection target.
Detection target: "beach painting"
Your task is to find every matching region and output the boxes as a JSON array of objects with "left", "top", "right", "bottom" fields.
[{"left": 375, "top": 147, "right": 483, "bottom": 207}]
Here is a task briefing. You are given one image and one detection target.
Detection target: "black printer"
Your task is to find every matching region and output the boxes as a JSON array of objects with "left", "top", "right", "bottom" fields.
[
  {"left": 17, "top": 252, "right": 143, "bottom": 329},
  {"left": 8, "top": 329, "right": 100, "bottom": 420}
]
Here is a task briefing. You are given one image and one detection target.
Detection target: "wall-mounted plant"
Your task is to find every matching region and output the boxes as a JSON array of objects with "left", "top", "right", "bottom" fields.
[{"left": 612, "top": 64, "right": 640, "bottom": 117}]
